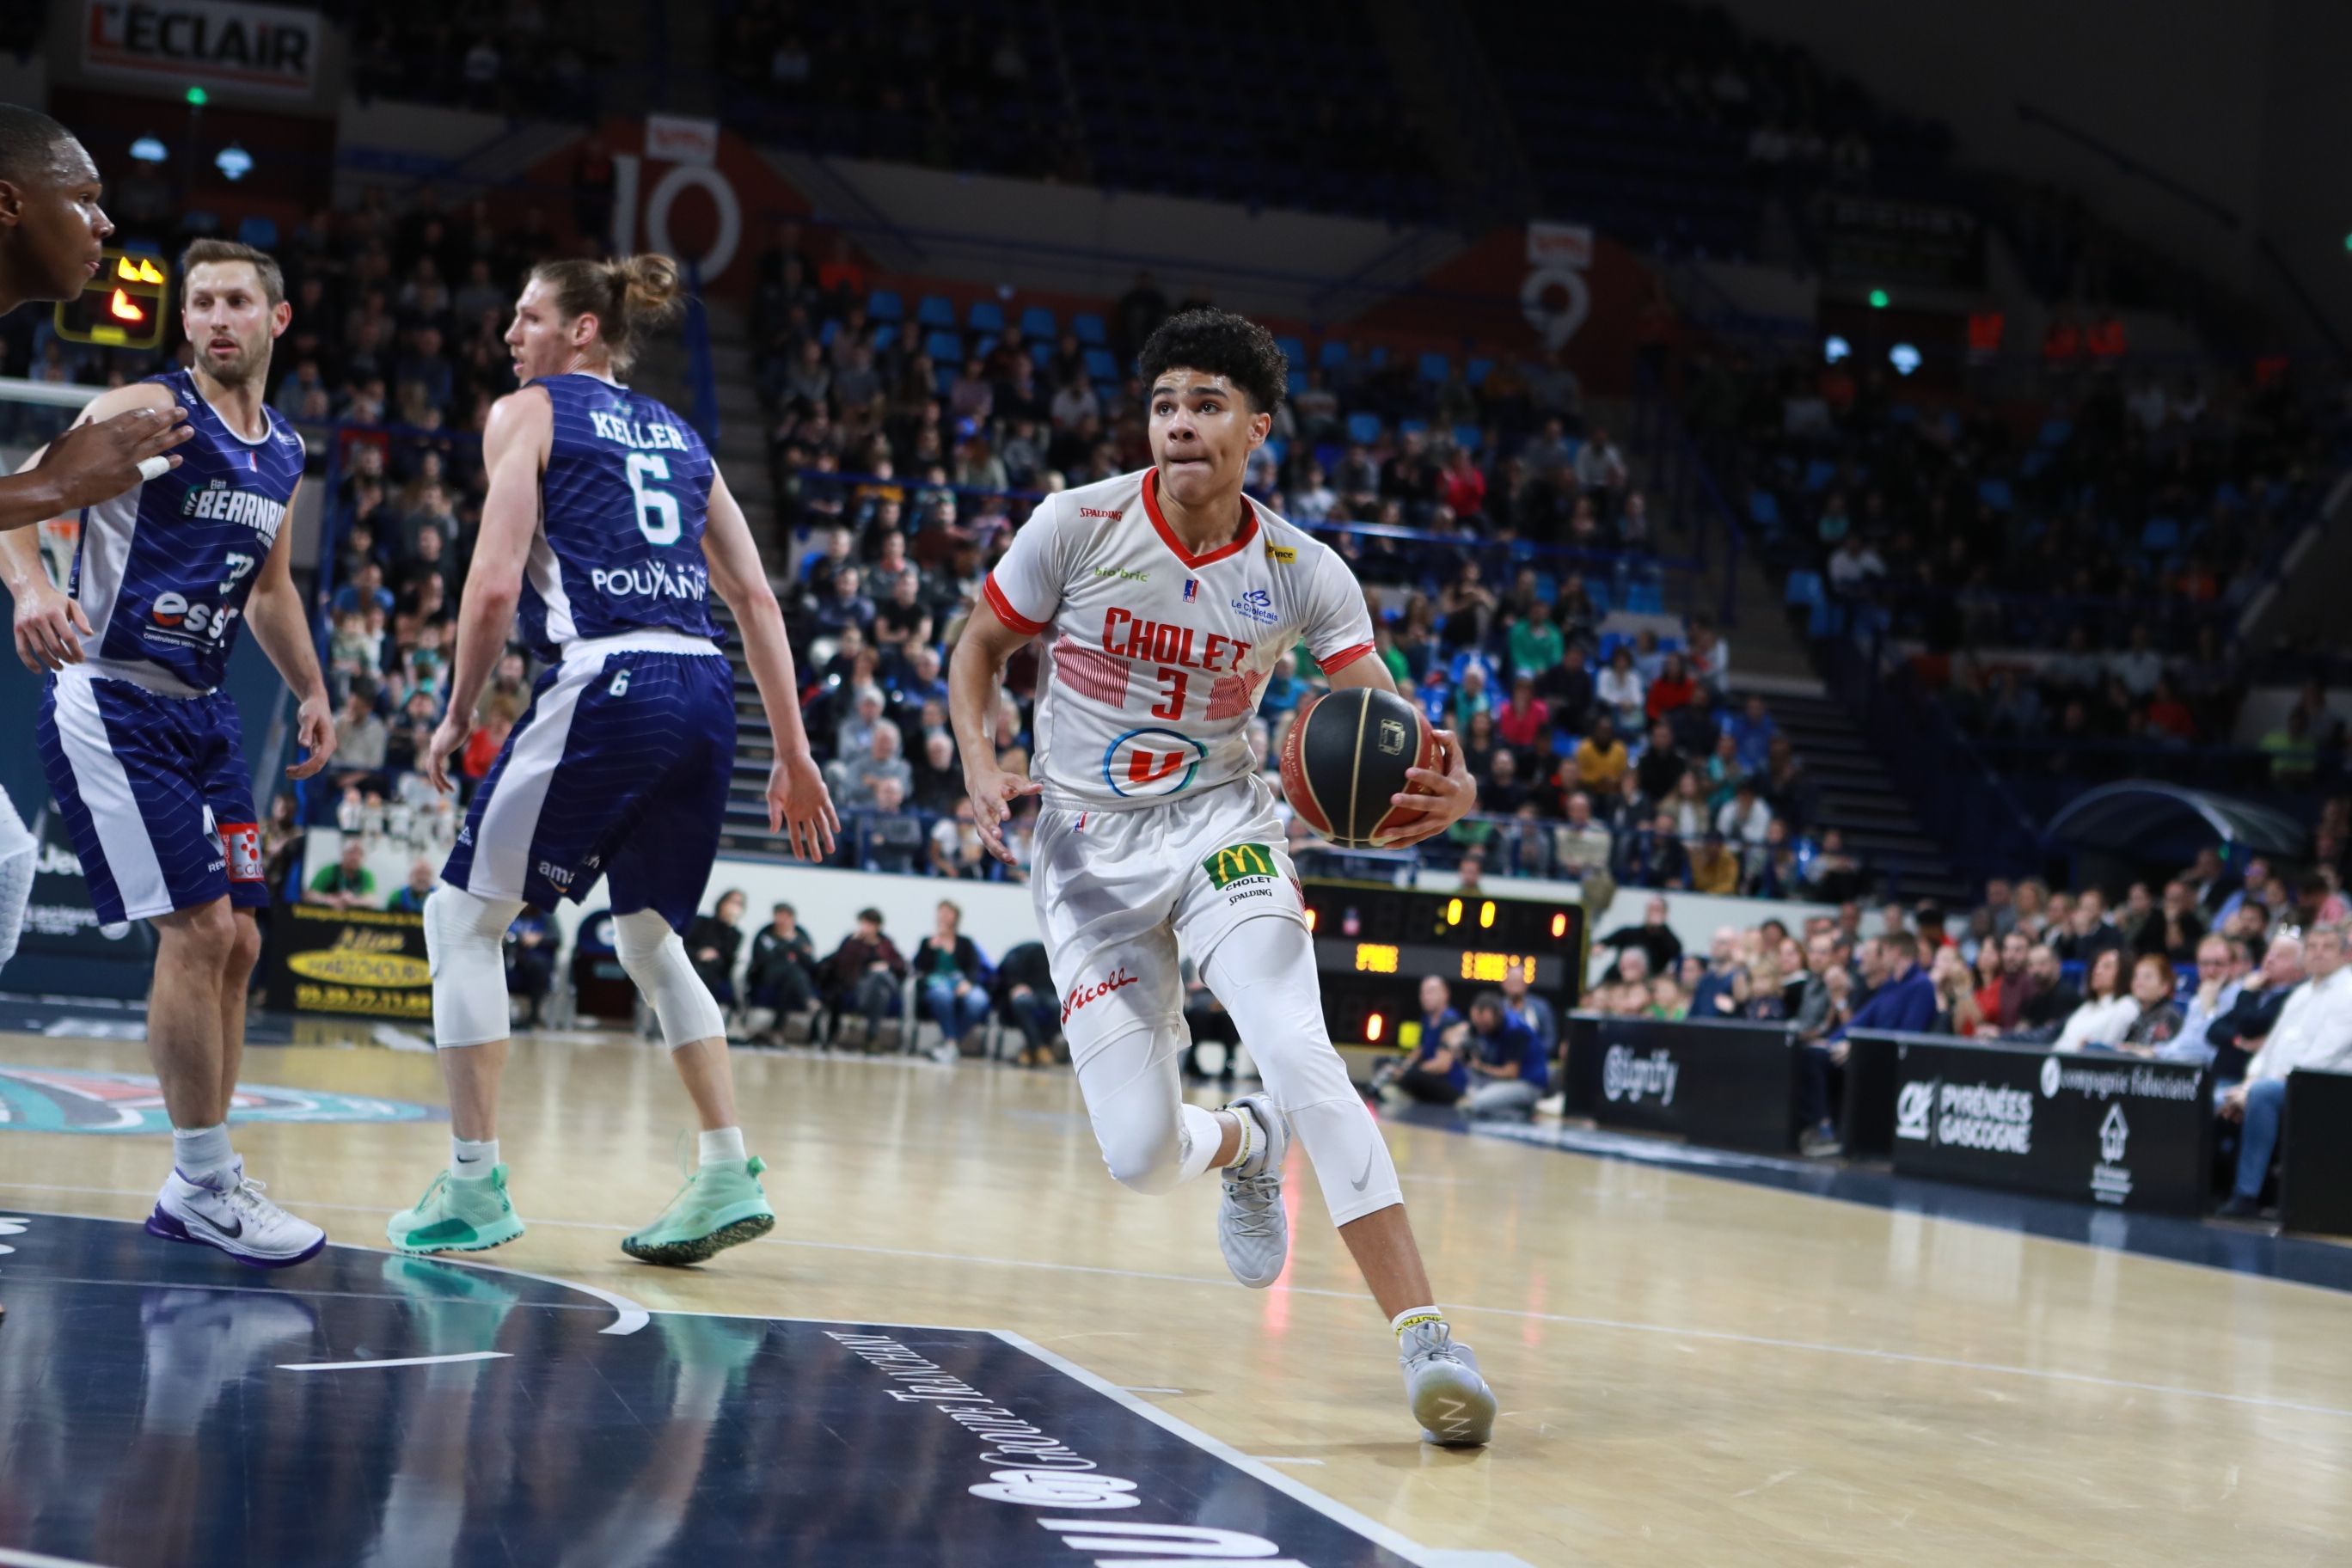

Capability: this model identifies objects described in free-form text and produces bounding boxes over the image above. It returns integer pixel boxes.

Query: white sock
[699,1126,747,1167]
[1176,1103,1225,1183]
[172,1123,236,1185]
[1390,1305,1444,1338]
[451,1137,499,1179]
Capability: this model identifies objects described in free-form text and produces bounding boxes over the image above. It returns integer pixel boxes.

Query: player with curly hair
[947,307,1499,1445]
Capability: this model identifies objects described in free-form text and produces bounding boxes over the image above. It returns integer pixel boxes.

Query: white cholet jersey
[983,467,1375,812]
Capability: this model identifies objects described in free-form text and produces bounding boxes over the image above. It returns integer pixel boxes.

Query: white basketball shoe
[1399,1316,1498,1446]
[1217,1093,1290,1288]
[146,1159,328,1269]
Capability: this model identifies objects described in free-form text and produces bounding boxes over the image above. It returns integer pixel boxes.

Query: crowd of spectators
[1687,345,2351,794]
[1583,831,2352,1197]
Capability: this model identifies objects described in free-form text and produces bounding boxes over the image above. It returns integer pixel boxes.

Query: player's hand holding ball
[1278,684,1476,849]
[964,750,1043,865]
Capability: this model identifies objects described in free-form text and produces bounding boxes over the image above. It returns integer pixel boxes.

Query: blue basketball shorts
[37,665,266,926]
[441,637,737,932]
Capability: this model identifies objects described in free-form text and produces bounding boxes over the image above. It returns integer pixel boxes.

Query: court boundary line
[0,1546,110,1568]
[0,1206,650,1334]
[995,1330,1533,1568]
[10,1189,2352,1418]
[282,1351,512,1370]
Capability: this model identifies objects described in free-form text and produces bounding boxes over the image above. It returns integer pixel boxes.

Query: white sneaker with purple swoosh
[145,1159,327,1268]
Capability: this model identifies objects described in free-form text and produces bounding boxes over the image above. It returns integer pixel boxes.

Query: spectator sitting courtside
[2218,924,2352,1217]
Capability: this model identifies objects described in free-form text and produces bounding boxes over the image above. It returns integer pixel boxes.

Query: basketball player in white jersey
[0,104,197,990]
[948,309,1499,1445]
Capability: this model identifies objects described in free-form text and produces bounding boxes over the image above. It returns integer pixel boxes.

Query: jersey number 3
[626,453,681,546]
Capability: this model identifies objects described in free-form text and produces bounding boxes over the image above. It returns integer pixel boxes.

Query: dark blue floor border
[1386,1103,2352,1296]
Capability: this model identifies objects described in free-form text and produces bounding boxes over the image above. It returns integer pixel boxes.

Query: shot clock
[1298,879,1583,1048]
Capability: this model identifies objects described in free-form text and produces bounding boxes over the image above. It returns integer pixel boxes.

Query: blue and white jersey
[518,373,723,656]
[70,368,304,695]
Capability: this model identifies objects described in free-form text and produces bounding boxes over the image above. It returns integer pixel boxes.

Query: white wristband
[136,456,172,481]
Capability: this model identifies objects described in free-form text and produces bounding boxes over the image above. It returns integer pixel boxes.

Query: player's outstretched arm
[242,479,338,779]
[1322,655,1479,848]
[946,596,1043,864]
[2,383,187,671]
[703,468,837,861]
[424,389,548,794]
[0,397,192,534]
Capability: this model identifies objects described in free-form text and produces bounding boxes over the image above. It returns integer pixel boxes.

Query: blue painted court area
[0,1213,1418,1567]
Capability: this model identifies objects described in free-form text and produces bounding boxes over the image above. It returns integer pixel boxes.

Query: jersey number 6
[626,453,681,546]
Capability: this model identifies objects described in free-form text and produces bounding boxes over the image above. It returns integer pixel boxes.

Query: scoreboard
[1299,879,1583,1049]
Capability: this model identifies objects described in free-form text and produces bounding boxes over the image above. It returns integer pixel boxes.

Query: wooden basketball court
[2,1020,2348,1565]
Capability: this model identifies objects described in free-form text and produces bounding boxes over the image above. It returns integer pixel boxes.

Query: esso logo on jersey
[149,591,240,643]
[1103,727,1207,799]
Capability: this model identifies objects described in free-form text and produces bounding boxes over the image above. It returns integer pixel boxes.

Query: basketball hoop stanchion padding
[1280,687,1439,849]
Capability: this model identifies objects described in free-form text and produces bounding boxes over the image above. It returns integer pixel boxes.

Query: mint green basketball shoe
[622,1155,777,1266]
[386,1164,527,1254]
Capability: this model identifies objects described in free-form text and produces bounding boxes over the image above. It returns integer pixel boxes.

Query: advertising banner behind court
[1564,1014,1804,1154]
[260,902,430,1020]
[1883,1036,2208,1216]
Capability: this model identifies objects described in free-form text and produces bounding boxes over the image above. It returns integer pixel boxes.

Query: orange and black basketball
[1279,686,1442,848]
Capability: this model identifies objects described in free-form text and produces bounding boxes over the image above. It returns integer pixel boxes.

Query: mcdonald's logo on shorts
[1201,842,1278,890]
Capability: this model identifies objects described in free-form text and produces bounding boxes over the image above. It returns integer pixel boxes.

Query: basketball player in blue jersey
[394,253,836,1265]
[0,238,339,1268]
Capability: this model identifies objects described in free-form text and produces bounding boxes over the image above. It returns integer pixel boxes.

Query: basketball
[1279,686,1442,848]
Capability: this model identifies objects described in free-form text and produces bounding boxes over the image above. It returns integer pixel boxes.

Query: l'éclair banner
[82,0,322,98]
[261,903,430,1020]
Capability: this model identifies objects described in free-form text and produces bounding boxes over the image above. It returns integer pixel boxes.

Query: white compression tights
[1072,915,1405,1228]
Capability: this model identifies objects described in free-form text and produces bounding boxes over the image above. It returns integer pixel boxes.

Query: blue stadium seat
[935,365,959,395]
[1367,346,1388,368]
[924,330,964,364]
[1750,491,1781,526]
[968,300,1005,334]
[1418,352,1449,383]
[1320,341,1350,369]
[237,216,278,249]
[818,319,839,346]
[2141,518,2182,553]
[2038,418,2072,446]
[973,334,998,360]
[1785,569,1825,609]
[1071,313,1107,344]
[1020,306,1058,339]
[1030,341,1053,367]
[916,296,957,328]
[1979,477,2014,511]
[1276,335,1308,369]
[1466,358,1492,386]
[1399,418,1427,436]
[870,322,899,349]
[1803,458,1836,492]
[1082,346,1118,381]
[1345,412,1381,444]
[867,290,903,321]
[1454,425,1481,451]
[1286,371,1308,398]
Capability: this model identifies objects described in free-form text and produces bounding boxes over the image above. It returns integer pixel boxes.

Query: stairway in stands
[1716,542,1969,903]
[633,303,797,858]
[1754,687,1969,906]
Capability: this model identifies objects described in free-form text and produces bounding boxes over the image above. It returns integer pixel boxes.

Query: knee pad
[613,908,726,1048]
[1074,1017,1194,1196]
[426,885,524,1048]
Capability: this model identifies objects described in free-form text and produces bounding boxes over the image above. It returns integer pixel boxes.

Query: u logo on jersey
[1102,728,1207,799]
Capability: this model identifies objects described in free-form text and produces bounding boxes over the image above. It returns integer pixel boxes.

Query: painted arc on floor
[0,1065,440,1133]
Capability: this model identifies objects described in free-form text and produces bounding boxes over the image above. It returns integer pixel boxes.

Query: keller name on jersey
[521,374,723,651]
[587,408,693,452]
